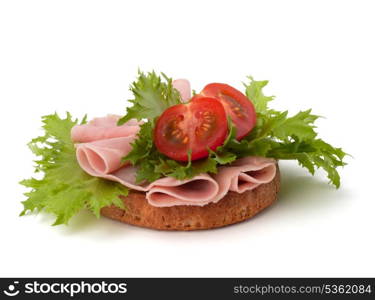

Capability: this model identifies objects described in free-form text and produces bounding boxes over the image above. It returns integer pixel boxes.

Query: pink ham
[71,115,141,143]
[76,143,220,206]
[212,156,277,203]
[71,115,220,206]
[145,174,219,207]
[98,166,219,206]
[72,116,276,207]
[172,79,191,102]
[76,137,137,175]
[71,96,276,207]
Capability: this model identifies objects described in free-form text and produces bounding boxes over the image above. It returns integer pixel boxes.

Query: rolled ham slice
[71,115,220,207]
[145,174,219,207]
[144,157,276,207]
[212,156,277,203]
[76,137,138,176]
[77,145,219,206]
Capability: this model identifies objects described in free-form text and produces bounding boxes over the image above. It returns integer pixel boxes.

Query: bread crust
[101,167,280,231]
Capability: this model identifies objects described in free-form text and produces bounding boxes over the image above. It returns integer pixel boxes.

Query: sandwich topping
[20,71,347,225]
[72,114,276,207]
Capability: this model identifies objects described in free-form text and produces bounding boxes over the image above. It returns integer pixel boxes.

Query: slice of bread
[101,167,280,230]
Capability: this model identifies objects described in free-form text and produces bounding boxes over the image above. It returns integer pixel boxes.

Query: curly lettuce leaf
[20,113,128,225]
[244,76,274,114]
[117,71,182,125]
[241,77,347,187]
[122,74,347,188]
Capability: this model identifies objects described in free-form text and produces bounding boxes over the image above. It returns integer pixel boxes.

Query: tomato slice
[198,83,256,140]
[154,97,228,161]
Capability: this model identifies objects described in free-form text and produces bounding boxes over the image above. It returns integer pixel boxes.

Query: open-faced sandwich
[20,71,347,230]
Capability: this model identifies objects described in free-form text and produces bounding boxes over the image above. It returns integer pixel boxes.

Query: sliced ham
[71,92,276,207]
[145,174,219,207]
[212,156,277,203]
[172,79,191,102]
[71,115,220,206]
[76,141,220,206]
[71,115,141,143]
[76,137,137,175]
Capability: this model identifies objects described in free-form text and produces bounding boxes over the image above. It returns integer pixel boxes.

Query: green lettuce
[122,74,347,187]
[117,70,182,125]
[20,113,128,225]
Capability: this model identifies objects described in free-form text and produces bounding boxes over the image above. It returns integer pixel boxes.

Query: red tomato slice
[154,97,228,161]
[198,83,256,140]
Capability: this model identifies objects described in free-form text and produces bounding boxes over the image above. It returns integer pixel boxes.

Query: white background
[0,0,374,277]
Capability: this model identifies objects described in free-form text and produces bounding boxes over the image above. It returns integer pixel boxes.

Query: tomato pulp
[154,97,228,161]
[198,83,256,140]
